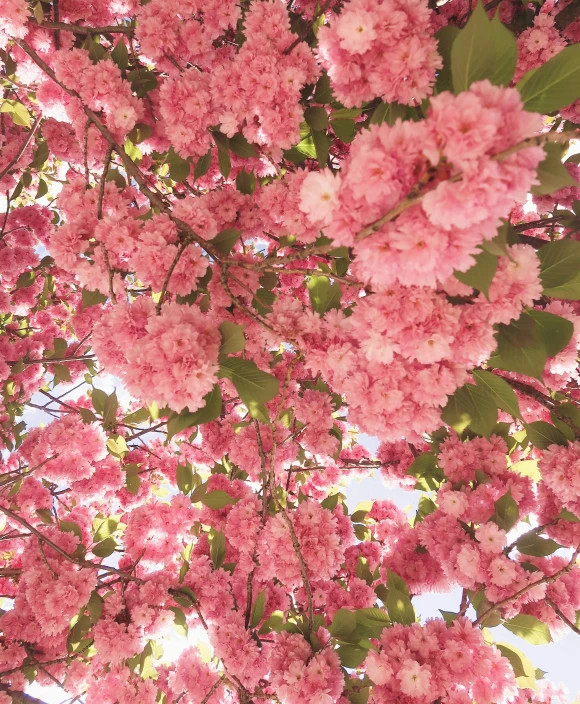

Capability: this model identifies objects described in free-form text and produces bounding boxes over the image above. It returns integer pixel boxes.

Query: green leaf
[128,123,153,145]
[79,407,97,424]
[329,608,357,640]
[532,143,577,196]
[489,11,518,87]
[386,571,415,625]
[336,644,368,668]
[492,490,519,531]
[441,383,498,437]
[219,322,246,357]
[187,385,222,429]
[295,133,317,159]
[387,587,415,625]
[94,517,119,542]
[538,239,580,296]
[111,39,129,69]
[194,150,212,180]
[59,521,82,541]
[208,528,226,569]
[87,591,104,623]
[167,147,190,183]
[200,490,239,510]
[0,100,31,128]
[214,132,231,179]
[36,509,53,524]
[250,590,267,628]
[497,642,538,690]
[516,533,561,556]
[304,106,329,131]
[490,322,547,382]
[559,507,580,522]
[517,43,580,113]
[106,434,127,457]
[331,118,356,143]
[472,370,522,419]
[29,141,49,170]
[124,138,142,163]
[451,2,517,93]
[454,250,498,299]
[35,178,48,200]
[123,408,150,424]
[229,133,258,158]
[527,310,573,357]
[53,363,72,386]
[15,271,36,289]
[525,420,568,449]
[236,168,256,195]
[312,130,330,167]
[308,275,342,315]
[92,537,117,558]
[102,391,118,429]
[211,228,240,255]
[33,2,44,24]
[435,26,460,94]
[168,606,188,637]
[176,463,194,495]
[125,467,140,495]
[314,73,333,103]
[504,614,552,645]
[82,288,108,309]
[218,357,279,406]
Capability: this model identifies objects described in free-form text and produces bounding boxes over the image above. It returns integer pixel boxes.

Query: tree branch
[545,596,580,635]
[35,20,135,35]
[0,115,42,182]
[355,131,578,241]
[474,544,580,626]
[555,0,580,31]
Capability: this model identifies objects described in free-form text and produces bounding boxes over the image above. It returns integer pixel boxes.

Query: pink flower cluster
[20,414,107,483]
[267,628,344,704]
[92,298,220,412]
[53,48,142,139]
[301,81,543,290]
[368,619,518,704]
[317,0,441,107]
[539,441,580,516]
[258,501,348,587]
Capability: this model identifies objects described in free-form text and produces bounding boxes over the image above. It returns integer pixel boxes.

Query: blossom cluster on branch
[1,0,580,703]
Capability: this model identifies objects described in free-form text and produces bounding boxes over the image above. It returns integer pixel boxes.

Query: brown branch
[156,240,191,315]
[200,676,225,704]
[513,217,563,233]
[0,504,143,582]
[498,374,580,439]
[555,0,580,30]
[473,544,580,626]
[283,0,334,54]
[12,40,223,263]
[355,131,578,241]
[35,20,135,35]
[97,144,117,303]
[279,508,314,624]
[545,596,580,635]
[0,115,42,182]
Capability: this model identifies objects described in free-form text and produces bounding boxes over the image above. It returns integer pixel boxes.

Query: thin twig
[0,115,42,182]
[545,597,580,636]
[355,131,579,241]
[156,240,191,315]
[474,544,580,626]
[36,21,135,35]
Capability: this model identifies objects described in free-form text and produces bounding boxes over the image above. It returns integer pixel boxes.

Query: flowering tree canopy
[2,0,580,702]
